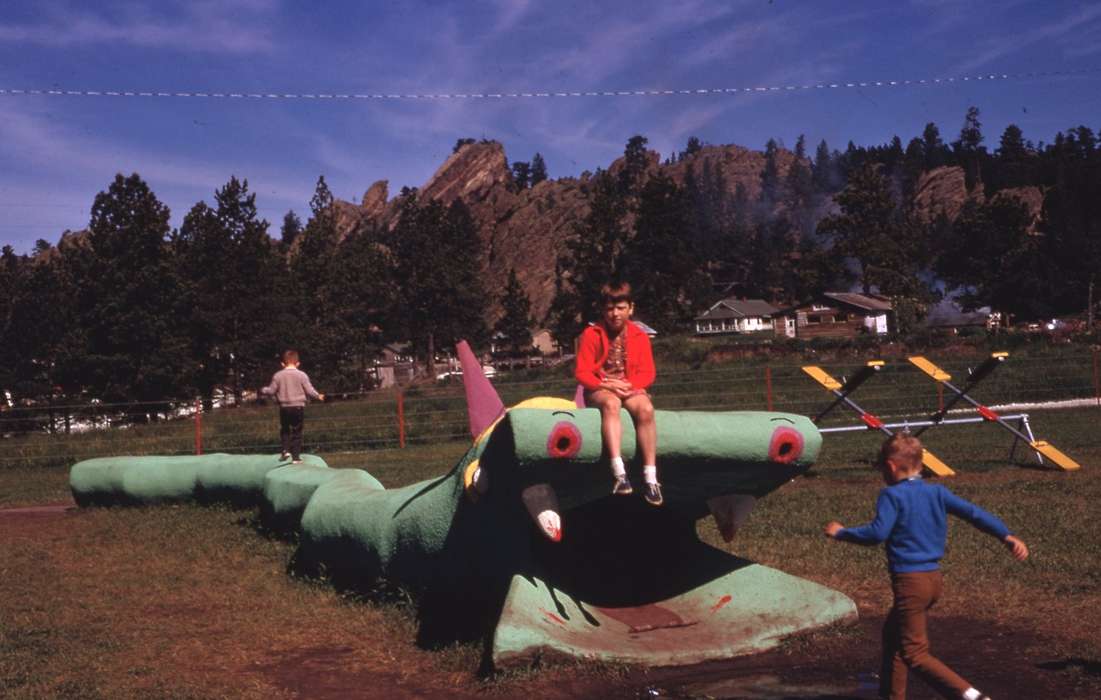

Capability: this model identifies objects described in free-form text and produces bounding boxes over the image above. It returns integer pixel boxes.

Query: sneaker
[612,475,634,496]
[279,452,291,461]
[643,482,663,507]
[292,458,303,465]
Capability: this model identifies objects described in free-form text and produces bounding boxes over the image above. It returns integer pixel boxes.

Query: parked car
[436,365,496,382]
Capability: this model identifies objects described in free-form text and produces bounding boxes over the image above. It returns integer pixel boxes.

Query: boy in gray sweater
[261,350,324,463]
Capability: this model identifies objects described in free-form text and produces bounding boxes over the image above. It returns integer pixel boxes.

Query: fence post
[937,382,944,414]
[1093,347,1100,409]
[194,398,203,455]
[765,366,773,411]
[397,390,406,448]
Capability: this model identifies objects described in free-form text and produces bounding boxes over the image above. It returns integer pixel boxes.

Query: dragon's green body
[70,396,856,667]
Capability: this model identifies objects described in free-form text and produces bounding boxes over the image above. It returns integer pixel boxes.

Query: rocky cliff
[911,166,1044,233]
[328,141,802,324]
[327,144,1043,326]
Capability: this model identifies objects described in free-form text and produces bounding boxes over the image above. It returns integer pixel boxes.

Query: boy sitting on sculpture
[574,281,662,506]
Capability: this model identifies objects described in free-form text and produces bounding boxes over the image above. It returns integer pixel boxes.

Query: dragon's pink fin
[574,384,586,408]
[457,340,506,439]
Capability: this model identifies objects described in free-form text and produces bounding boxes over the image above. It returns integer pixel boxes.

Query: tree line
[550,108,1101,342]
[2,106,1099,411]
[0,175,510,412]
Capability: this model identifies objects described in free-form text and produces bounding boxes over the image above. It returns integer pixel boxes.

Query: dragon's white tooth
[521,483,563,542]
[708,494,757,543]
[536,511,562,542]
[472,466,489,494]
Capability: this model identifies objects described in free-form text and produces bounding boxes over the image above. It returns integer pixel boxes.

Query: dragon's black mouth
[528,494,751,608]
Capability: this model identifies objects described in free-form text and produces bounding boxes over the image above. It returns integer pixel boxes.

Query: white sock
[610,456,626,478]
[962,688,982,700]
[643,465,658,484]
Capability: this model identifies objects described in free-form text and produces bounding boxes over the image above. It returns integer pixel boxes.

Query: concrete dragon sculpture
[69,343,855,667]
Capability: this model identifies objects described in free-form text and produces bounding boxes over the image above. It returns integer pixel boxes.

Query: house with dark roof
[773,292,893,338]
[693,298,780,335]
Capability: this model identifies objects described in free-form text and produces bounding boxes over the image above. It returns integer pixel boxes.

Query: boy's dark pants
[279,406,305,459]
[880,571,971,699]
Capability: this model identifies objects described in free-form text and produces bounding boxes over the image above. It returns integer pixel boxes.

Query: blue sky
[2,0,1100,254]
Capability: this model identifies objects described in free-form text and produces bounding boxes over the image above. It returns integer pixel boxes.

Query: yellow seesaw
[803,361,956,476]
[908,353,1080,471]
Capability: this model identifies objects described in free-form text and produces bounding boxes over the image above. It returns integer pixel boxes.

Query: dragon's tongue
[521,483,562,542]
[707,494,757,542]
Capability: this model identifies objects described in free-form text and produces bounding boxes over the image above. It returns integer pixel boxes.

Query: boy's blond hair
[282,349,300,366]
[877,432,923,474]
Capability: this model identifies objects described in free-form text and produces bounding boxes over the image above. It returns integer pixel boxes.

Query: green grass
[1,353,1099,695]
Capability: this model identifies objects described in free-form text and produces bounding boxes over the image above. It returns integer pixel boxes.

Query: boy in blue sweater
[825,433,1028,700]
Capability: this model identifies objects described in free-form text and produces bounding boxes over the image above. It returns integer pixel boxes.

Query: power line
[2,68,1099,103]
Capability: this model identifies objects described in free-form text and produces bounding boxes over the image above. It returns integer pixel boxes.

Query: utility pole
[1089,274,1095,332]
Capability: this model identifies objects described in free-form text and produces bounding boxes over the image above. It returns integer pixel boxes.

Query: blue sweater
[836,476,1011,573]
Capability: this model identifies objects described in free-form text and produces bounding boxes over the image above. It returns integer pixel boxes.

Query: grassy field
[1,352,1099,697]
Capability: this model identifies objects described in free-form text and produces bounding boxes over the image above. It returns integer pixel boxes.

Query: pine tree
[620,175,708,329]
[937,197,1045,317]
[954,106,985,190]
[387,192,489,372]
[281,210,302,251]
[817,164,937,330]
[619,134,651,195]
[171,177,280,405]
[82,173,187,407]
[289,176,343,381]
[921,122,949,170]
[901,137,926,198]
[329,220,392,388]
[495,268,533,356]
[991,124,1035,190]
[1,247,84,430]
[684,136,703,159]
[511,161,531,190]
[813,139,836,192]
[530,153,548,186]
[548,170,629,344]
[759,139,784,206]
[785,138,815,229]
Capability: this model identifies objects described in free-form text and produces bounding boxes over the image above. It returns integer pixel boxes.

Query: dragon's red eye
[546,421,582,459]
[768,426,804,464]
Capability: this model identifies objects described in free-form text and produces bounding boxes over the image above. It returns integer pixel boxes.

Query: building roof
[694,298,780,321]
[821,292,893,312]
[773,292,894,316]
[633,319,658,336]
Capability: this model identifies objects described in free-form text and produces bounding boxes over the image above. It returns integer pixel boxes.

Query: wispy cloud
[0,1,277,54]
[944,4,1101,74]
[489,0,534,34]
[0,100,310,232]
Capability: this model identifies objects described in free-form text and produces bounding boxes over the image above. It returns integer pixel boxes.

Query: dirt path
[2,504,1097,699]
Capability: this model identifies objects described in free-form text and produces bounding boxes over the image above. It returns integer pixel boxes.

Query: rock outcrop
[993,186,1045,234]
[912,166,978,222]
[325,141,804,324]
[326,143,1042,327]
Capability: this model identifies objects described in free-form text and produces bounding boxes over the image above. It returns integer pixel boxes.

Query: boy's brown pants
[880,570,971,699]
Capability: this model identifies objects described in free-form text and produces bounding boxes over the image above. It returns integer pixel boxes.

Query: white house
[693,298,780,335]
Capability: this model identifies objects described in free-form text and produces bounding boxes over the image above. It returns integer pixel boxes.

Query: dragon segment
[69,346,855,668]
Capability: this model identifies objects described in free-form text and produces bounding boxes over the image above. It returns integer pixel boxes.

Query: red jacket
[574,321,656,392]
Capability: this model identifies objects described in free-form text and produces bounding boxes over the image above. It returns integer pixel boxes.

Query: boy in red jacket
[574,282,661,505]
